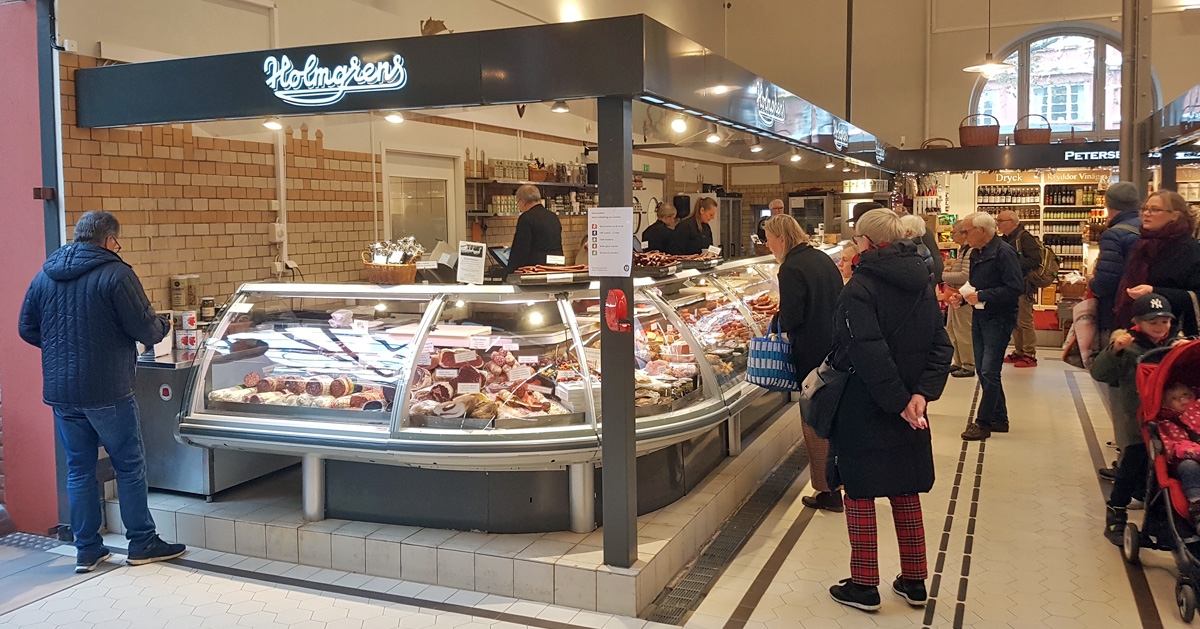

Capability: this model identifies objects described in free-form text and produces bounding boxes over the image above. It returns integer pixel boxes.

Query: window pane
[1029,35,1094,131]
[1106,44,1122,130]
[976,50,1019,134]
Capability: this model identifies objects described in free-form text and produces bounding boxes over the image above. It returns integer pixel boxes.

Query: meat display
[408,344,570,421]
[222,373,393,411]
[513,265,588,274]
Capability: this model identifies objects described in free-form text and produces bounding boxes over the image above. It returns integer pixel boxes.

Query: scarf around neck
[1113,219,1194,328]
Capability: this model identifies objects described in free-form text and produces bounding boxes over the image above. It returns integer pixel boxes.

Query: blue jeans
[973,313,1017,427]
[54,397,157,555]
[1179,459,1200,503]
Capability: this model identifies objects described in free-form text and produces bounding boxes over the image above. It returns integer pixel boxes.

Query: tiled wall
[725,181,842,207]
[60,53,378,309]
[480,215,590,266]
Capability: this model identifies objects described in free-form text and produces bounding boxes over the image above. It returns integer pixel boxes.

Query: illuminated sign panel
[264,54,408,106]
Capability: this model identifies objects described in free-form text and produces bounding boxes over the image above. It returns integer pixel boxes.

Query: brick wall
[725,182,843,207]
[60,54,378,308]
[481,215,590,266]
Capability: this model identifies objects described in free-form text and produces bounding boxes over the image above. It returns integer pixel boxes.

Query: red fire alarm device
[605,289,631,333]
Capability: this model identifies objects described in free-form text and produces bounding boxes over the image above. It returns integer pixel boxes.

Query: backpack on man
[1017,235,1060,289]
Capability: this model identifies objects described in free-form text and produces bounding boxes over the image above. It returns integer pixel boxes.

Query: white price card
[678,269,700,278]
[456,382,481,394]
[228,302,253,313]
[518,355,539,364]
[423,342,436,355]
[416,260,438,270]
[436,369,459,379]
[502,343,520,351]
[468,336,492,350]
[508,366,533,381]
[546,273,574,282]
[417,354,432,366]
[528,384,553,395]
[457,241,486,285]
[453,350,478,364]
[584,347,602,367]
[588,207,634,277]
[706,245,722,257]
[546,255,566,265]
[351,320,369,333]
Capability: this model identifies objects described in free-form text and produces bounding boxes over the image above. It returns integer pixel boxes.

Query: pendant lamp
[963,0,1014,77]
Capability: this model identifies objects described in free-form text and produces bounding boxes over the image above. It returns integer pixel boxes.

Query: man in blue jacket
[19,211,185,572]
[951,212,1025,441]
[1089,182,1143,338]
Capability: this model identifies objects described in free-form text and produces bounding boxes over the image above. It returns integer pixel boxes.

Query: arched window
[969,26,1159,139]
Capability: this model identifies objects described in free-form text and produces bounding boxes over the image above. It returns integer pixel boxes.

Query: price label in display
[469,336,493,350]
[678,269,700,278]
[417,354,432,366]
[436,369,459,379]
[508,366,533,381]
[546,255,566,265]
[502,343,520,351]
[527,384,553,395]
[416,260,439,270]
[546,273,574,283]
[584,347,602,368]
[706,245,722,257]
[423,342,436,354]
[351,320,369,333]
[456,382,481,394]
[556,369,577,381]
[453,350,478,364]
[518,355,539,364]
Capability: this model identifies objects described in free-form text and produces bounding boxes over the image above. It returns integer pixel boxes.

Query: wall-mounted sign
[264,53,408,106]
[833,121,850,152]
[1063,149,1120,163]
[875,142,886,165]
[755,80,786,128]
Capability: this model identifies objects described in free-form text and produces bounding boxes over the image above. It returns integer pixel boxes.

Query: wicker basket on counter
[959,114,1000,147]
[361,252,418,285]
[1014,114,1052,145]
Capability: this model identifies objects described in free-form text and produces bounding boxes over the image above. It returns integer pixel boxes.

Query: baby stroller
[1121,339,1200,622]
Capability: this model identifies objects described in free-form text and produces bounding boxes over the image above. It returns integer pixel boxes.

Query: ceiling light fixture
[671,114,688,133]
[963,0,1015,77]
[825,156,836,169]
[749,137,763,153]
[706,124,721,143]
[384,112,405,124]
[263,118,283,130]
[551,100,571,113]
[842,162,852,172]
[789,148,802,162]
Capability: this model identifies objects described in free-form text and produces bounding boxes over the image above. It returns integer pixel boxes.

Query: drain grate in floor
[0,532,64,552]
[644,445,810,625]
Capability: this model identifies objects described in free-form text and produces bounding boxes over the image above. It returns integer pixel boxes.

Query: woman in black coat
[674,197,717,255]
[1115,190,1200,336]
[641,203,678,254]
[826,209,953,612]
[763,215,845,511]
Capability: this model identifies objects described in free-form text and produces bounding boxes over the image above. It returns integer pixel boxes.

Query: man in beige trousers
[941,221,975,378]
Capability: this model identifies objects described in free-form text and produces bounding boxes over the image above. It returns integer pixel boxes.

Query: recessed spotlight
[384,113,405,123]
[712,85,728,95]
[455,300,465,308]
[671,115,688,133]
[706,124,721,143]
[749,138,763,153]
[842,162,852,172]
[263,119,283,130]
[825,157,836,169]
[551,100,570,114]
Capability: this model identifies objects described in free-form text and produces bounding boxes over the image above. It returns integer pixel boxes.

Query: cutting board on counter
[386,324,493,347]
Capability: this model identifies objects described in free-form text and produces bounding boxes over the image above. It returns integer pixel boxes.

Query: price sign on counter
[416,260,438,270]
[706,245,722,258]
[587,207,633,277]
[508,366,533,381]
[436,369,459,379]
[517,355,539,364]
[545,255,566,265]
[468,336,493,350]
[584,347,602,368]
[457,241,486,285]
[456,382,481,394]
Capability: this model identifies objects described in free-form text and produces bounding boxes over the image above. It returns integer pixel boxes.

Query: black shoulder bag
[799,297,922,439]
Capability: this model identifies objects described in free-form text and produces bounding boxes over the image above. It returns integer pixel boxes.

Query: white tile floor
[2,358,1194,628]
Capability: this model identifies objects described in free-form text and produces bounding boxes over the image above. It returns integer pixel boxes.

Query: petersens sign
[263,53,408,106]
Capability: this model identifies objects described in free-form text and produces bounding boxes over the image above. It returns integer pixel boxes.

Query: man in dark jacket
[504,184,563,276]
[997,210,1042,368]
[956,212,1025,441]
[1089,182,1142,338]
[19,211,185,572]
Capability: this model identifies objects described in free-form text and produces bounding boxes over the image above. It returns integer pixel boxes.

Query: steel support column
[568,463,596,533]
[597,96,637,569]
[302,454,325,522]
[1120,0,1153,191]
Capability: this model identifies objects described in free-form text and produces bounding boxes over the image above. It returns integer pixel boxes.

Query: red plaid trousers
[845,494,927,587]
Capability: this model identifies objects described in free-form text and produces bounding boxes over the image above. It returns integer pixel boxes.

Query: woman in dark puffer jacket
[1089,182,1142,337]
[826,210,953,613]
[1114,190,1200,336]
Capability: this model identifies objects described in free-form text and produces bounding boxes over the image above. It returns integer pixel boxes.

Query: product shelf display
[178,255,809,532]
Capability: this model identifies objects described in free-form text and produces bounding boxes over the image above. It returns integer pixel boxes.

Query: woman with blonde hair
[1115,189,1200,336]
[836,241,859,282]
[675,197,718,255]
[762,214,845,511]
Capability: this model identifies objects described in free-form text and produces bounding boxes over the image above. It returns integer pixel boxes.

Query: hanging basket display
[920,138,954,149]
[1058,127,1088,145]
[959,114,1001,147]
[1014,114,1052,145]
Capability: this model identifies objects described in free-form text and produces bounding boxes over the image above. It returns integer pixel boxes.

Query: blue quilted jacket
[19,243,170,408]
[1089,210,1142,332]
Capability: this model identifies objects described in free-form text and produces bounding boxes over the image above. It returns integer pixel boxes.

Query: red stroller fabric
[1137,340,1200,520]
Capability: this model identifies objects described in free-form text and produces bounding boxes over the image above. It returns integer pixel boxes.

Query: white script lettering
[264,53,408,106]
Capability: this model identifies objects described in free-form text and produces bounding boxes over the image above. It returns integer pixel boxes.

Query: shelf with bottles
[979,206,1041,217]
[1043,224,1086,235]
[1043,184,1101,206]
[977,185,1041,205]
[1042,208,1093,221]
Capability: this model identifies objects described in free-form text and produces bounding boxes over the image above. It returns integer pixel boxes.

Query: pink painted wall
[0,0,61,534]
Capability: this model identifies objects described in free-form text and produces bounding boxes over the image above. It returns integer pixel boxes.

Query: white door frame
[379,143,465,247]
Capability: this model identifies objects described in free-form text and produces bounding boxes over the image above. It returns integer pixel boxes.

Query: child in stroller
[1152,383,1200,524]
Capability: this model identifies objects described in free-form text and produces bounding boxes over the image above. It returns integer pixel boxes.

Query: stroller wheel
[1122,523,1141,564]
[1177,582,1197,623]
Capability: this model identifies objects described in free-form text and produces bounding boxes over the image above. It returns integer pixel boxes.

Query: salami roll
[283,376,306,394]
[306,375,334,396]
[309,395,337,408]
[243,372,263,388]
[329,376,355,398]
[208,386,255,403]
[351,389,385,407]
[332,395,358,409]
[256,375,288,392]
[249,391,289,404]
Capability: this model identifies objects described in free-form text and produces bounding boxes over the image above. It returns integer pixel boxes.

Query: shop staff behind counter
[674,197,718,255]
[641,202,678,254]
[504,184,564,276]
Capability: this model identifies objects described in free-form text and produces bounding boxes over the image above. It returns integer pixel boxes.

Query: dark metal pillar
[1120,0,1152,191]
[845,0,853,122]
[1162,147,1178,191]
[597,97,636,569]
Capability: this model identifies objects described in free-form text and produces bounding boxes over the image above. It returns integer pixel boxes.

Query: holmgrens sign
[263,53,408,106]
[756,81,786,127]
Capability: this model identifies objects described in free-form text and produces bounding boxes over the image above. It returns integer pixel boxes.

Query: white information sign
[457,241,486,285]
[545,255,566,265]
[587,207,633,277]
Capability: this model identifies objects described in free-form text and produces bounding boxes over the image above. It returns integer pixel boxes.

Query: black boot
[1104,505,1127,546]
[802,490,845,513]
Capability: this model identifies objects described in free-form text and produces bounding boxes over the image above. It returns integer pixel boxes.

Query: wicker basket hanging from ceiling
[959,114,1001,147]
[1014,114,1052,145]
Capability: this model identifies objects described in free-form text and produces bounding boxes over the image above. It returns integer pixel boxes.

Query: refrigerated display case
[177,254,834,532]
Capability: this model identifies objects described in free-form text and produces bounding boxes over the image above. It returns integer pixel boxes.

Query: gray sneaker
[127,536,186,566]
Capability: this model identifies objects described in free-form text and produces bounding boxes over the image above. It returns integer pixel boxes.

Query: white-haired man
[504,184,563,276]
[950,212,1024,441]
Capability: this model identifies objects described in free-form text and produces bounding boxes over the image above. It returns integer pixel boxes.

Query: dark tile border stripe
[721,507,816,629]
[1066,372,1164,629]
[171,558,595,629]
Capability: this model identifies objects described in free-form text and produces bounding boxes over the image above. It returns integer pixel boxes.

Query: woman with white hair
[641,202,678,254]
[899,213,940,285]
[825,209,953,612]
